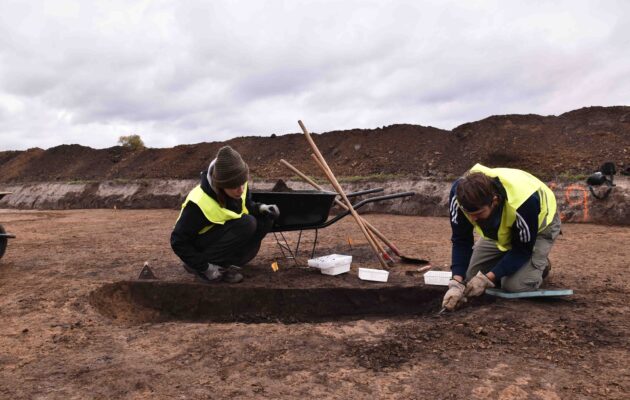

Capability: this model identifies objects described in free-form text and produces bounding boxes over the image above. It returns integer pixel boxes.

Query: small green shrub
[118,134,145,151]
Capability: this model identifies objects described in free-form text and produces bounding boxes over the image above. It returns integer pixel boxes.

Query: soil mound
[0,106,628,183]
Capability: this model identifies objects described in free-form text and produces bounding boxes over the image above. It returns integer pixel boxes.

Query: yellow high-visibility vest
[462,164,557,251]
[177,182,249,234]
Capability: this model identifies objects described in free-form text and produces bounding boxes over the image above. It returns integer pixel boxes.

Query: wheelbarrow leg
[272,229,322,266]
[0,225,12,260]
[310,229,318,259]
[273,232,297,266]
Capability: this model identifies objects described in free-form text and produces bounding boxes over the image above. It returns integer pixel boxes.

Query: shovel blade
[399,256,430,265]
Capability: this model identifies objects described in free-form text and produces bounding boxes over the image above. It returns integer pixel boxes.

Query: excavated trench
[89,280,447,324]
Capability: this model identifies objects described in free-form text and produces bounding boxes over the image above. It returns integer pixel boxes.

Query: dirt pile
[1,106,628,183]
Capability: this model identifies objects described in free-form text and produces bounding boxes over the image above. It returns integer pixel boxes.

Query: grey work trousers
[465,212,562,292]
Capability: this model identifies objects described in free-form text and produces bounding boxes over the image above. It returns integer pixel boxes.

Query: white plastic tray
[308,254,352,269]
[320,264,351,276]
[358,268,389,282]
[423,270,452,286]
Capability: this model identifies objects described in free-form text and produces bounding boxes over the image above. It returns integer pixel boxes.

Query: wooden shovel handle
[280,158,402,257]
[308,154,392,262]
[299,120,388,269]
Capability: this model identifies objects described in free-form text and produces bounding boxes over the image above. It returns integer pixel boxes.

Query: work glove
[464,271,495,297]
[202,263,223,281]
[442,279,467,311]
[259,204,280,219]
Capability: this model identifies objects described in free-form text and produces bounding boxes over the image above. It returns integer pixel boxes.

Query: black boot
[542,258,551,279]
[222,265,243,283]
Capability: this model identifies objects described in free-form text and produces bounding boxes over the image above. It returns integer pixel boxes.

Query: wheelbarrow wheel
[0,225,7,260]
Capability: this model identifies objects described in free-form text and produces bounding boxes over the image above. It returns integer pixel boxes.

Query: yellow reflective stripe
[466,164,557,250]
[198,225,213,235]
[538,188,549,231]
[542,183,557,227]
[176,182,249,234]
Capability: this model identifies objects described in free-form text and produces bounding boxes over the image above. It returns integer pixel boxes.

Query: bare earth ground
[0,209,629,399]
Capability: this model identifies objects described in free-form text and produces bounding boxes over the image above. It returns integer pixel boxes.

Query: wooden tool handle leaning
[308,154,393,264]
[298,120,388,269]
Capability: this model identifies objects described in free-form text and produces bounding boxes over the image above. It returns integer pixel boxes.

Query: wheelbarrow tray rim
[251,190,338,231]
[251,189,415,232]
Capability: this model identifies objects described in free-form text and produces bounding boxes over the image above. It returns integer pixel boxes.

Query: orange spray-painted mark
[564,184,589,222]
[548,182,567,221]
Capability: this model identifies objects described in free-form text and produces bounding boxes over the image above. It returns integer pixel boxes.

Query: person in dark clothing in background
[442,163,561,311]
[171,146,279,283]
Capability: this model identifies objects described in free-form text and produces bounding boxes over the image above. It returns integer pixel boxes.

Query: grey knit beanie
[210,146,249,189]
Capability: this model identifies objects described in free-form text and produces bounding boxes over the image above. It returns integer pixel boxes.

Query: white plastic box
[423,270,452,286]
[358,268,389,282]
[308,254,352,276]
[307,254,352,269]
[320,264,351,276]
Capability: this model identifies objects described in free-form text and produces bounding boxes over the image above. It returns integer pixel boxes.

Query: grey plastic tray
[486,288,573,298]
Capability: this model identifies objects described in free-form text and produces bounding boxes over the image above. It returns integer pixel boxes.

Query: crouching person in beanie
[442,164,561,311]
[170,146,280,283]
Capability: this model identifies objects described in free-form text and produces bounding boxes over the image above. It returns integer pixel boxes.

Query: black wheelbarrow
[0,192,16,261]
[251,187,414,263]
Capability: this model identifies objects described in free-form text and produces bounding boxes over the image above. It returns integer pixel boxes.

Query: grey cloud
[1,0,630,150]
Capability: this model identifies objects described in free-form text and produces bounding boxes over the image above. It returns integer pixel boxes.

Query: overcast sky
[0,0,628,150]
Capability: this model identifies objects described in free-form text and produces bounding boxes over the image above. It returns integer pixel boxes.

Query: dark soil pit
[89,279,447,324]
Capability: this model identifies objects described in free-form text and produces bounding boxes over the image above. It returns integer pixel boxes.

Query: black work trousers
[194,214,273,267]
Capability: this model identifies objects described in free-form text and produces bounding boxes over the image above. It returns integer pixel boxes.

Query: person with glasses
[442,164,561,311]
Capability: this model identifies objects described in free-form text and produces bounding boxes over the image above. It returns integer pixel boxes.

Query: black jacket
[170,172,262,271]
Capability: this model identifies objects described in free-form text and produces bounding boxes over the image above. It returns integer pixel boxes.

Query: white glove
[202,263,223,281]
[259,204,280,219]
[464,271,495,297]
[442,279,467,311]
